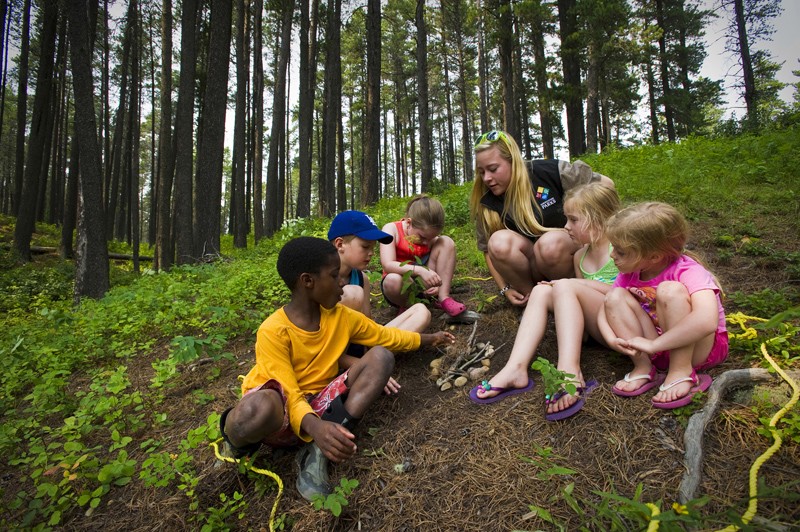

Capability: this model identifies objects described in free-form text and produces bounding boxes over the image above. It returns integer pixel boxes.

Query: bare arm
[485,252,528,305]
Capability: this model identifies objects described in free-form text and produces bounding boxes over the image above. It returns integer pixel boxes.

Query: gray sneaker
[295,443,332,501]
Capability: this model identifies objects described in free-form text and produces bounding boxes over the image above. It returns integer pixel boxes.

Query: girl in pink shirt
[598,202,728,409]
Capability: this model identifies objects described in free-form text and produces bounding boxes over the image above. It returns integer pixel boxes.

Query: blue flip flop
[544,379,599,421]
[469,378,535,404]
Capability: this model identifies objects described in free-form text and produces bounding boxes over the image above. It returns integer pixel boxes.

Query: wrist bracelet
[499,284,511,296]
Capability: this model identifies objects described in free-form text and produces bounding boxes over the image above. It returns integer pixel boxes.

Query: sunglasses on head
[474,130,508,147]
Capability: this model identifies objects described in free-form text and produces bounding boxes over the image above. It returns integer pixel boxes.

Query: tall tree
[319,0,341,216]
[154,0,174,270]
[296,0,317,218]
[721,0,781,128]
[67,0,109,301]
[12,0,30,216]
[13,0,58,261]
[361,0,380,205]
[557,0,585,157]
[193,0,232,259]
[264,0,293,234]
[173,0,198,264]
[231,0,248,248]
[415,0,432,192]
[252,0,264,240]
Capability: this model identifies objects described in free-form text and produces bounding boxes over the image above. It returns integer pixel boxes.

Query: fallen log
[679,368,800,503]
[1,244,153,261]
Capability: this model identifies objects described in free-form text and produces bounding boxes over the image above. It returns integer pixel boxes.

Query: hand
[384,376,401,396]
[504,288,529,306]
[418,268,442,289]
[608,337,640,357]
[618,336,657,356]
[430,331,456,346]
[306,419,357,463]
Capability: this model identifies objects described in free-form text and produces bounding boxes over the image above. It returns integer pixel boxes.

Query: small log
[679,368,800,503]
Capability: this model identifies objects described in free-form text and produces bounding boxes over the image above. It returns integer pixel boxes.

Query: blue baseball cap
[328,210,393,244]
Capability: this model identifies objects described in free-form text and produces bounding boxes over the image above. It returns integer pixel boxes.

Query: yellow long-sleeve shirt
[241,303,421,440]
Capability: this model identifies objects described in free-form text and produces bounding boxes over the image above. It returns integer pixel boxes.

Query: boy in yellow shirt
[219,237,454,500]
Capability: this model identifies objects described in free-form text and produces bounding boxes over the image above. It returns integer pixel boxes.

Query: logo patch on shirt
[536,187,550,200]
[541,198,556,209]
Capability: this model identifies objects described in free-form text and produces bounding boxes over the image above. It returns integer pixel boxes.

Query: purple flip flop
[611,366,665,397]
[545,379,599,421]
[469,378,535,405]
[652,371,712,409]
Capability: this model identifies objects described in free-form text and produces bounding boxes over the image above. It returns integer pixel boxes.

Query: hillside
[1,128,799,530]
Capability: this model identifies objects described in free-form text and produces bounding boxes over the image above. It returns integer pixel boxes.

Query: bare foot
[651,371,695,404]
[612,365,656,394]
[475,367,531,400]
[546,373,584,415]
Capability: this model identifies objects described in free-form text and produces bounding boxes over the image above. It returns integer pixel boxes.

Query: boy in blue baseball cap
[328,211,432,395]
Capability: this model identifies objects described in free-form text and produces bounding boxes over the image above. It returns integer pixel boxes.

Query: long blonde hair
[563,182,620,246]
[469,131,552,240]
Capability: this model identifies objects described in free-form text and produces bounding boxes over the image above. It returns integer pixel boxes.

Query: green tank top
[579,244,619,284]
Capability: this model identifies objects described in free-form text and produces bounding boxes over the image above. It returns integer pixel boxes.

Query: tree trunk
[13,0,58,261]
[362,0,380,204]
[231,0,248,248]
[12,0,30,217]
[67,0,109,301]
[128,0,140,272]
[415,0,431,193]
[476,0,488,133]
[319,0,340,217]
[585,42,599,154]
[193,0,232,259]
[645,45,660,144]
[733,0,756,125]
[264,0,293,235]
[495,0,517,139]
[155,0,174,270]
[252,0,264,240]
[655,0,675,142]
[531,10,554,159]
[296,0,317,218]
[557,0,585,157]
[173,0,198,264]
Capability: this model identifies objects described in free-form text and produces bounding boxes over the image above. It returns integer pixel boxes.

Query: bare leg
[487,230,539,296]
[427,235,457,301]
[342,347,395,417]
[340,284,369,316]
[381,273,408,308]
[384,302,430,333]
[223,388,285,448]
[476,284,553,399]
[650,282,715,404]
[603,287,659,393]
[533,231,581,281]
[547,281,608,414]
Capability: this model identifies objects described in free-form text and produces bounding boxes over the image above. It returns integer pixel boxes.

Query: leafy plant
[530,357,577,400]
[311,477,359,517]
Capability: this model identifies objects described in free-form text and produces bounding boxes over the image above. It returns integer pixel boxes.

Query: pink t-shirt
[612,255,726,336]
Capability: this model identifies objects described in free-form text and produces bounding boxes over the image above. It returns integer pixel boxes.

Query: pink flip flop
[436,297,466,317]
[611,366,665,397]
[651,371,712,409]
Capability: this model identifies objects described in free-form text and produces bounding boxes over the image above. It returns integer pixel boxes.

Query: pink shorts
[246,371,350,448]
[651,330,729,371]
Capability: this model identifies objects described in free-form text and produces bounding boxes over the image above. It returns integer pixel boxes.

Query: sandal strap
[623,371,653,383]
[658,373,697,392]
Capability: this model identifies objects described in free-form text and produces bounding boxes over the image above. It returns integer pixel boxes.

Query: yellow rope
[645,503,661,531]
[714,313,799,531]
[210,439,284,532]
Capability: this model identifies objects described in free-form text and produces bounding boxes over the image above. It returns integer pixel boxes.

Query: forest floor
[52,217,798,531]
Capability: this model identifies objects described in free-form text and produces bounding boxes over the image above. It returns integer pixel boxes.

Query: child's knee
[364,346,395,373]
[233,390,282,434]
[604,287,629,306]
[655,281,689,302]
